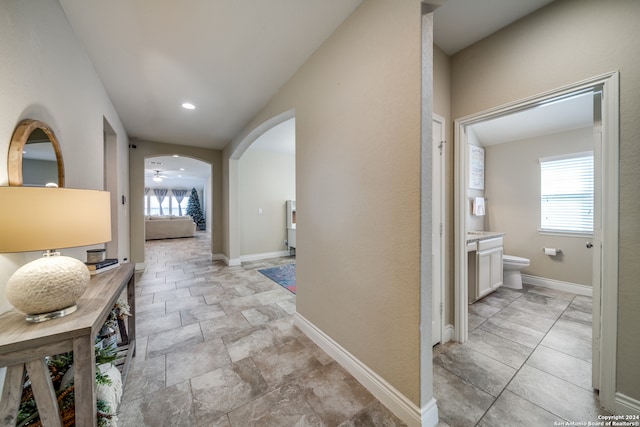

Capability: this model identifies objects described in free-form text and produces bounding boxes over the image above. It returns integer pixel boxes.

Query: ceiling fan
[152,170,168,182]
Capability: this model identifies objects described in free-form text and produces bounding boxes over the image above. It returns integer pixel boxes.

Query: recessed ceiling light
[173,155,179,158]
[179,168,185,171]
[182,102,196,110]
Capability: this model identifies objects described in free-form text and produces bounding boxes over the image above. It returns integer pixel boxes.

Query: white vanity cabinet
[476,237,503,299]
[467,233,504,303]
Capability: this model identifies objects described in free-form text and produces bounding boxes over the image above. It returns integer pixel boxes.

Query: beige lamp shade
[0,187,111,253]
[0,187,112,321]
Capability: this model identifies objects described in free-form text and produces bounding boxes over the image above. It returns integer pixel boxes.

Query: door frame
[103,118,119,259]
[453,71,619,411]
[432,113,446,345]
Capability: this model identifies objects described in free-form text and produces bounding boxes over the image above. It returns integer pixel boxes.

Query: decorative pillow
[59,363,122,424]
[96,363,123,420]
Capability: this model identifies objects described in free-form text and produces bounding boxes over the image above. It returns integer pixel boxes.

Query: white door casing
[453,72,619,412]
[432,114,445,345]
[591,88,603,391]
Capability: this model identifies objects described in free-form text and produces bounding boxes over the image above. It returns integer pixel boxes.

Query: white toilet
[502,255,530,289]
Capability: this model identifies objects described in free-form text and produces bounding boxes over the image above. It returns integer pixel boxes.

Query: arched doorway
[143,155,212,245]
[226,109,295,266]
[237,118,295,262]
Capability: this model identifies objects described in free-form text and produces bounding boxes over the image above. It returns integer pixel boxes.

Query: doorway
[453,72,619,410]
[103,118,119,259]
[143,155,212,242]
[237,117,296,263]
[226,109,295,266]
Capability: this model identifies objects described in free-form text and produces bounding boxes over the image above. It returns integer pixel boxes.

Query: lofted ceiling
[433,0,555,55]
[61,0,570,187]
[60,0,556,154]
[59,0,363,150]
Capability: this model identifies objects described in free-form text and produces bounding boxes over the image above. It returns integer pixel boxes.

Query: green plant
[16,305,124,427]
[104,298,131,329]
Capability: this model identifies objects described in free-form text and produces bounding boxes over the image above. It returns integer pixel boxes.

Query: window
[144,188,192,216]
[171,195,189,216]
[540,151,593,234]
[148,195,164,215]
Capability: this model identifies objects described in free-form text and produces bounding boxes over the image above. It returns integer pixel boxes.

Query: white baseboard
[421,398,439,427]
[210,251,292,266]
[521,274,592,297]
[240,250,291,263]
[219,254,241,266]
[616,392,640,415]
[210,253,225,262]
[443,324,454,344]
[294,313,426,427]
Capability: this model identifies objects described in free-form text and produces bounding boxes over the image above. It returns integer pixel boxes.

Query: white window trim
[537,229,593,238]
[539,150,593,163]
[539,150,594,235]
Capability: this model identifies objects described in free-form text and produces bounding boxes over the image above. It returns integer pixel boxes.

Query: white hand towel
[473,197,485,216]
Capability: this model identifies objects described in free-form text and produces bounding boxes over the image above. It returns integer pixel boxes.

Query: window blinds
[540,152,594,234]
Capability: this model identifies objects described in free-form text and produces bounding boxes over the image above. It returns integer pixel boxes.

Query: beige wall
[129,140,223,265]
[0,0,130,316]
[239,149,295,257]
[449,0,640,402]
[485,127,593,285]
[226,0,424,405]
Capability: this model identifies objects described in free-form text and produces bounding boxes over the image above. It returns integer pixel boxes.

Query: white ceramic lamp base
[6,253,90,323]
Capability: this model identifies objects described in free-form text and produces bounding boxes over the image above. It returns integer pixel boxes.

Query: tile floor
[118,232,406,426]
[434,283,608,426]
[118,231,607,427]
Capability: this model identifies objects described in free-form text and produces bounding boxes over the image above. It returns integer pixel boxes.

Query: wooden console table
[0,263,135,427]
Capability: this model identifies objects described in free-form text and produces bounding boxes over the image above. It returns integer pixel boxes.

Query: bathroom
[465,91,595,302]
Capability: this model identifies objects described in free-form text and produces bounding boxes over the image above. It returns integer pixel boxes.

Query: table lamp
[0,187,111,322]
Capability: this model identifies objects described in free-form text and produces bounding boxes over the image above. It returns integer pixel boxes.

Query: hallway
[118,232,405,426]
[119,231,608,426]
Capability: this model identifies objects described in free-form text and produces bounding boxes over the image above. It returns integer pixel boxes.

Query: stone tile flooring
[119,231,608,426]
[434,284,609,426]
[118,232,406,426]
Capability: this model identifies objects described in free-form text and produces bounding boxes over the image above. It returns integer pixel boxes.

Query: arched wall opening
[143,155,212,226]
[225,109,295,266]
[128,139,223,269]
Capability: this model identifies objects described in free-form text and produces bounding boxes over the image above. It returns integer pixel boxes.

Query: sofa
[145,215,196,240]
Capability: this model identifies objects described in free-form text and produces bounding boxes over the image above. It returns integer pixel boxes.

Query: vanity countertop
[466,231,505,243]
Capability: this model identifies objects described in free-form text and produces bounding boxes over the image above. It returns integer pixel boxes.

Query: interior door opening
[453,72,619,411]
[432,113,445,346]
[103,118,118,260]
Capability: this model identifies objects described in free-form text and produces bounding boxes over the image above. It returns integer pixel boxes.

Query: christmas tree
[186,188,206,230]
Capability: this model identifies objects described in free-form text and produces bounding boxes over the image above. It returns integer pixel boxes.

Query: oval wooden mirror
[8,119,65,187]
